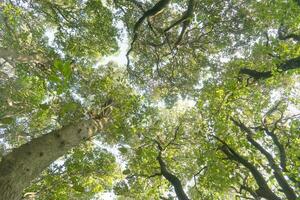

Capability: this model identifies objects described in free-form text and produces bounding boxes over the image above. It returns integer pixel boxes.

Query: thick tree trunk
[0,117,108,200]
[0,47,46,64]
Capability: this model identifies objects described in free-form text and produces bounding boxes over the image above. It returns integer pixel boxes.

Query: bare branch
[165,125,181,149]
[126,0,171,73]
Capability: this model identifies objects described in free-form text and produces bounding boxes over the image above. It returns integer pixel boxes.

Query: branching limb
[260,115,300,188]
[230,117,297,200]
[164,0,195,32]
[213,135,281,200]
[164,0,195,46]
[240,185,259,200]
[235,174,260,199]
[126,0,171,72]
[192,165,207,194]
[147,137,190,200]
[133,0,171,33]
[165,125,181,149]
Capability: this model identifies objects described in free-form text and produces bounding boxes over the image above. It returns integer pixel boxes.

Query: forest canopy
[0,0,299,199]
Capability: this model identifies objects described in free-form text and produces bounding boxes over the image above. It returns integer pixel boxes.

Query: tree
[0,0,300,199]
[0,1,136,199]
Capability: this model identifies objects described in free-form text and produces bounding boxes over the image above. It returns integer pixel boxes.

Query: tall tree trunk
[0,117,108,200]
[0,47,47,64]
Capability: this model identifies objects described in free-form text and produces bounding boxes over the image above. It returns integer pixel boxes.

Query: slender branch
[164,0,195,32]
[213,135,281,200]
[259,126,300,188]
[164,0,195,46]
[165,125,181,149]
[126,0,171,72]
[240,185,259,200]
[258,102,289,175]
[230,117,297,200]
[236,174,260,199]
[192,166,207,194]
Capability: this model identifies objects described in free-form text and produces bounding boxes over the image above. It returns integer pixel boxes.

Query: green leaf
[0,117,14,125]
[54,60,63,71]
[61,102,78,114]
[39,104,49,110]
[122,169,131,175]
[61,62,72,80]
[49,74,61,83]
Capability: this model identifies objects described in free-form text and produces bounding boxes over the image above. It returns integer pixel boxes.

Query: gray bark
[0,47,46,64]
[0,117,108,200]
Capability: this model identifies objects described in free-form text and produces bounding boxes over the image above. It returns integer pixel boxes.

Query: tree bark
[157,152,190,200]
[0,47,46,64]
[213,135,281,200]
[231,118,297,200]
[220,145,281,200]
[0,117,109,200]
[239,56,300,80]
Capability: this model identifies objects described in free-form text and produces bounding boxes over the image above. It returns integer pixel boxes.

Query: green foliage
[25,144,120,200]
[1,0,300,199]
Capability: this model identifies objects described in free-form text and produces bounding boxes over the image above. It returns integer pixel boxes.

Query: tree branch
[165,125,181,149]
[213,135,281,200]
[126,0,171,72]
[157,151,190,200]
[230,117,297,200]
[133,0,171,33]
[164,0,195,32]
[164,0,195,46]
[278,24,300,42]
[239,56,300,80]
